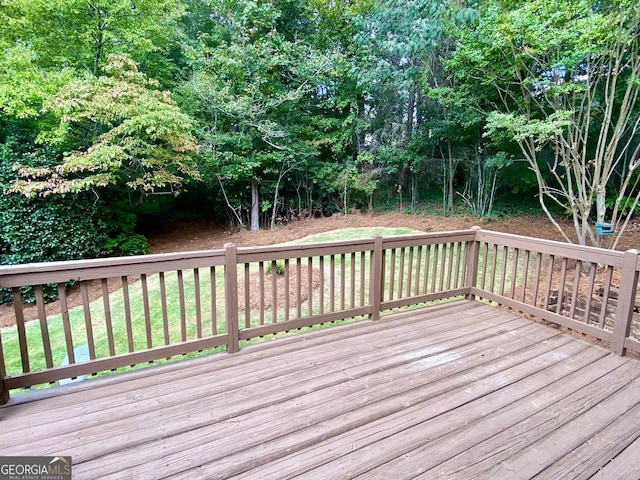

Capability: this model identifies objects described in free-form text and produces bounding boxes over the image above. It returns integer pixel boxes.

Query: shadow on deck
[2,300,639,479]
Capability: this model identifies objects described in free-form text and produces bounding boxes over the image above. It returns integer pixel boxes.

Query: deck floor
[2,300,640,479]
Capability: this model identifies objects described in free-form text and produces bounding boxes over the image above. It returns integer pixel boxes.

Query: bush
[266,260,286,276]
[0,194,148,304]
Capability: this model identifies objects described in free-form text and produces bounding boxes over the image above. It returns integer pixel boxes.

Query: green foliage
[0,138,148,303]
[0,192,148,303]
[10,55,199,197]
[266,260,286,276]
[2,0,186,81]
[5,0,639,251]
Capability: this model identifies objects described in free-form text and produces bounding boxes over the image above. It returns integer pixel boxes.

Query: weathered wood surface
[1,300,638,480]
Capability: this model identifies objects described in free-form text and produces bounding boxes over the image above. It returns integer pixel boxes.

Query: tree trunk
[406,85,416,139]
[251,178,260,231]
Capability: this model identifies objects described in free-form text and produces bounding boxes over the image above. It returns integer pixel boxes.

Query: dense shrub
[0,194,148,303]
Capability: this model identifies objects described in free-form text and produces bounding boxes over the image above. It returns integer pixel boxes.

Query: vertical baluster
[438,243,446,292]
[543,255,555,311]
[499,246,508,296]
[381,249,387,300]
[194,269,202,338]
[389,248,397,300]
[407,246,419,297]
[599,265,614,328]
[177,271,187,342]
[556,258,568,315]
[340,253,346,311]
[141,274,152,348]
[101,279,115,356]
[398,247,406,299]
[489,244,498,294]
[360,251,366,306]
[308,257,314,316]
[34,285,53,368]
[80,282,96,359]
[121,276,134,352]
[350,252,356,307]
[244,263,251,328]
[329,255,336,312]
[296,258,302,318]
[583,263,596,324]
[480,243,489,291]
[509,248,519,299]
[521,251,531,303]
[431,244,439,293]
[319,256,325,313]
[415,245,423,296]
[531,253,543,307]
[159,273,170,345]
[57,284,75,364]
[271,260,278,323]
[446,243,454,290]
[454,242,462,289]
[259,262,265,326]
[423,245,431,293]
[407,247,415,297]
[568,261,581,319]
[12,288,29,372]
[284,259,290,322]
[210,266,218,335]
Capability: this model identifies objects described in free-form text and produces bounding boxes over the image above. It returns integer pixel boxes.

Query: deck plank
[590,434,640,480]
[77,322,562,479]
[0,300,639,480]
[1,300,482,417]
[363,355,639,479]
[481,373,640,479]
[5,312,527,460]
[534,401,640,479]
[228,340,589,480]
[1,305,510,449]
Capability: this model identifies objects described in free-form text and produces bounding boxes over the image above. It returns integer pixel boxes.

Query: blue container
[595,222,614,235]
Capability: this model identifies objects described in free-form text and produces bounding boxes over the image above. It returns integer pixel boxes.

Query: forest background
[1,0,640,272]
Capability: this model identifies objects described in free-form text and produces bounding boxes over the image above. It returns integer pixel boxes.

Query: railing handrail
[0,227,638,404]
[475,230,626,266]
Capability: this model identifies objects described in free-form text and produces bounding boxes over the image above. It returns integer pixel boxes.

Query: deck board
[1,300,639,480]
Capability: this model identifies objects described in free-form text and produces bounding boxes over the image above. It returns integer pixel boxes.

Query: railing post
[465,226,482,300]
[611,249,639,356]
[224,243,240,354]
[0,333,8,404]
[370,235,383,320]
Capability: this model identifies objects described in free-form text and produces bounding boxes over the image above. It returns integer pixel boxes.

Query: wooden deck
[2,300,640,479]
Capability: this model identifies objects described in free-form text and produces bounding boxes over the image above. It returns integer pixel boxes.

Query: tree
[1,0,185,81]
[10,55,199,199]
[0,2,188,267]
[181,0,339,231]
[450,0,640,247]
[353,0,448,209]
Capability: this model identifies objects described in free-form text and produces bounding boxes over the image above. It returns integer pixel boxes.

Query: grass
[2,225,466,388]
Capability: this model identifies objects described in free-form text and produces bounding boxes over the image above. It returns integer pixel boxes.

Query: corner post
[611,249,639,356]
[370,235,384,320]
[224,243,240,354]
[465,226,482,301]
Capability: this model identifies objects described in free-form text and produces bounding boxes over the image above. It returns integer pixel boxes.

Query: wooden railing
[0,227,638,404]
[469,230,640,356]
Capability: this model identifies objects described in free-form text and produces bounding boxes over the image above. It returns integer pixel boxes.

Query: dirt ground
[146,211,640,252]
[146,212,566,253]
[1,211,639,329]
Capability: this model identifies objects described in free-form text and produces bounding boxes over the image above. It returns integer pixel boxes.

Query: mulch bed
[237,264,321,311]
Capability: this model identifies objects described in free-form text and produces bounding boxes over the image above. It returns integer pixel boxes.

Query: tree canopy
[1,0,640,268]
